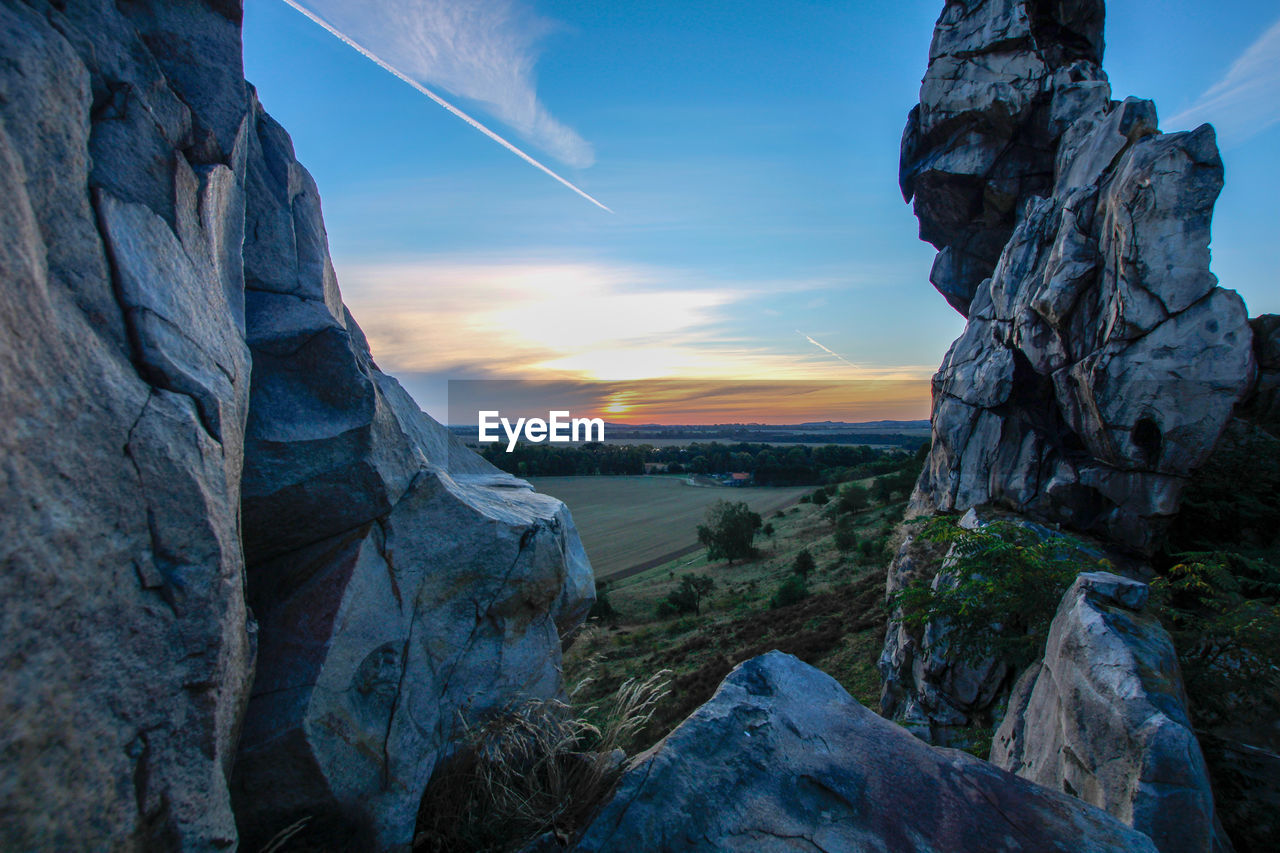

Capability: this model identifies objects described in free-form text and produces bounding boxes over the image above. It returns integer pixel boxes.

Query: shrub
[770,574,808,609]
[658,574,715,617]
[696,500,762,562]
[833,516,858,552]
[1151,552,1280,729]
[811,487,829,506]
[414,672,670,852]
[762,522,775,536]
[891,517,1089,669]
[792,548,815,577]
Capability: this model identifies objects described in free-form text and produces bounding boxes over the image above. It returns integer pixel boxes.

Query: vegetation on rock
[892,518,1095,670]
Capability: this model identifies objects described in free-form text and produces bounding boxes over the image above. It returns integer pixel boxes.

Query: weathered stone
[0,2,253,849]
[905,1,1256,553]
[230,98,594,850]
[992,572,1217,853]
[901,0,1107,314]
[574,652,1158,853]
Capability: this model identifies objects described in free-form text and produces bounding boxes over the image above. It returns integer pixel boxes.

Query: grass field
[526,476,812,579]
[563,496,910,753]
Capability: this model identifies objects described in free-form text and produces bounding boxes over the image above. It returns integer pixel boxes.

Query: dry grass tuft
[413,671,670,853]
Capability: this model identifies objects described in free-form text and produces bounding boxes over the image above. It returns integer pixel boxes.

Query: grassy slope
[564,496,905,753]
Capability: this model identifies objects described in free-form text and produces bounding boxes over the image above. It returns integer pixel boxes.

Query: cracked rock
[572,652,1157,852]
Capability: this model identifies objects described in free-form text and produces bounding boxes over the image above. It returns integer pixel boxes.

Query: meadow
[525,476,812,579]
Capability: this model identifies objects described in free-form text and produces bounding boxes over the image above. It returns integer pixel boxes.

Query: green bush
[657,574,715,617]
[891,518,1090,669]
[833,516,858,552]
[792,549,815,577]
[770,574,809,609]
[1151,552,1280,729]
[811,487,829,506]
[836,484,869,514]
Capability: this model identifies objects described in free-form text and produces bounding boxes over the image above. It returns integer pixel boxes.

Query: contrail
[277,0,612,213]
[797,329,860,369]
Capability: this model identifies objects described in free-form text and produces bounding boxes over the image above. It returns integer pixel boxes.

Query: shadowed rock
[572,651,1158,852]
[230,96,594,850]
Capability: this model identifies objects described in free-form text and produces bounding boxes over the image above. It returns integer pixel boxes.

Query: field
[525,476,812,579]
[563,495,911,754]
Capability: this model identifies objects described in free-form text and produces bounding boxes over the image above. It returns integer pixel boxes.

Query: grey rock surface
[0,3,593,851]
[230,96,594,850]
[991,572,1217,853]
[0,1,253,849]
[573,651,1158,853]
[901,0,1105,314]
[904,0,1256,552]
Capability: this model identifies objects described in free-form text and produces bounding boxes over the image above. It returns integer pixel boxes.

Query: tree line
[477,440,925,486]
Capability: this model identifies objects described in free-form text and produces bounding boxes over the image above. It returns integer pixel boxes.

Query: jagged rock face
[992,572,1218,853]
[905,0,1256,553]
[230,97,594,850]
[900,0,1106,314]
[573,652,1158,852]
[0,1,253,849]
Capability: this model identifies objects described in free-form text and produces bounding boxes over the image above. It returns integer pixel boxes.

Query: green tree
[792,548,815,577]
[658,574,716,616]
[833,516,858,552]
[697,500,762,562]
[837,484,870,514]
[811,487,829,506]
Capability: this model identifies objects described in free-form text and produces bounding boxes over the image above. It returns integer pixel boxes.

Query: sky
[242,0,1280,424]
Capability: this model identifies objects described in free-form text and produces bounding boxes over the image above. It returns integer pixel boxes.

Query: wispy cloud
[293,0,593,167]
[335,257,936,384]
[1167,15,1280,147]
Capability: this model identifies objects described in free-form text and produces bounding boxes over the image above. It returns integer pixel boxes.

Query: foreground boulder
[904,0,1256,552]
[992,573,1217,853]
[573,652,1157,852]
[230,96,594,850]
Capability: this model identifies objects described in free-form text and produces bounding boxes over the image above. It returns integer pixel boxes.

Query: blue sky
[243,0,1280,419]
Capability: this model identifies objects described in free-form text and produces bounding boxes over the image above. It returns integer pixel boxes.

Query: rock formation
[902,0,1256,553]
[0,2,592,849]
[231,93,594,850]
[0,2,253,847]
[991,572,1217,853]
[572,652,1159,852]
